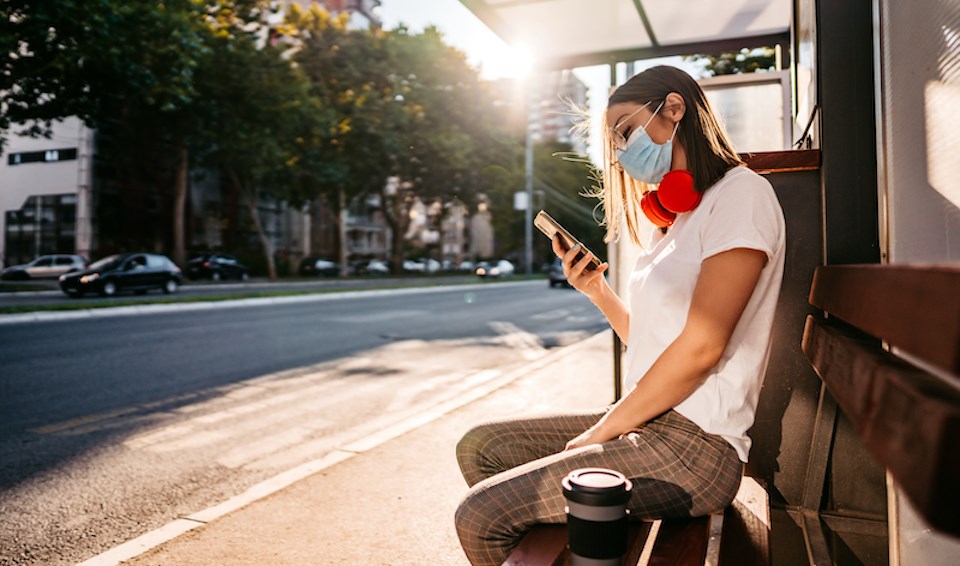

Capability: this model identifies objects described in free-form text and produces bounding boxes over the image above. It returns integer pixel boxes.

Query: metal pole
[610,61,624,402]
[524,80,534,276]
[34,196,41,258]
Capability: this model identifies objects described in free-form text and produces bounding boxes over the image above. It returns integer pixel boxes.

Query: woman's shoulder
[703,166,778,205]
[714,165,772,191]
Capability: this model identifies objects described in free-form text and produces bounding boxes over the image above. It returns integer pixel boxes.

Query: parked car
[59,253,182,297]
[402,258,441,273]
[186,254,250,281]
[548,258,569,288]
[352,259,390,276]
[476,259,516,279]
[402,259,425,273]
[1,254,87,280]
[299,256,340,276]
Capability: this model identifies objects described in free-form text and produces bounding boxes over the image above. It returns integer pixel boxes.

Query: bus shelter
[461,1,960,564]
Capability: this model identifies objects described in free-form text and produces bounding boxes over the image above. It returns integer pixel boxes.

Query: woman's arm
[554,236,629,342]
[565,247,768,450]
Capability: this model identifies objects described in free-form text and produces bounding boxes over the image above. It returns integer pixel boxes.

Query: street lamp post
[524,87,534,276]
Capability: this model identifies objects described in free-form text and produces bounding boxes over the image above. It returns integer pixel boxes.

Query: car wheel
[101,281,117,297]
[240,272,249,281]
[163,279,178,294]
[211,271,221,282]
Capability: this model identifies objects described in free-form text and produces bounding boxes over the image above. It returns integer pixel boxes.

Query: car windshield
[88,254,125,271]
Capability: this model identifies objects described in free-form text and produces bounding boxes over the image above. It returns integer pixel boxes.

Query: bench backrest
[802,264,960,535]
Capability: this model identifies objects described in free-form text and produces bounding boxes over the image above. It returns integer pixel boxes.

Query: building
[1,117,93,267]
[490,71,590,155]
[529,70,589,155]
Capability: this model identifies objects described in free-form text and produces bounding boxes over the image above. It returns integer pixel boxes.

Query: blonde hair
[589,66,743,246]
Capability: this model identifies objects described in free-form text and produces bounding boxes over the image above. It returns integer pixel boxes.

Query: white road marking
[324,309,426,323]
[531,309,570,320]
[490,320,546,360]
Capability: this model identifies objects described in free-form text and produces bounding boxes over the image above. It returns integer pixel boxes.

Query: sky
[376,0,705,164]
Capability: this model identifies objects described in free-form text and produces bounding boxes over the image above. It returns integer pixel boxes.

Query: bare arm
[552,235,629,342]
[565,247,768,449]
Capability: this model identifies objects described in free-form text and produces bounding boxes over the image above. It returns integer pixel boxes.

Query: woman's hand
[552,235,609,300]
[564,423,616,451]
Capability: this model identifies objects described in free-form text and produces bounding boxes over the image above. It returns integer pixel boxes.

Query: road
[0,280,607,565]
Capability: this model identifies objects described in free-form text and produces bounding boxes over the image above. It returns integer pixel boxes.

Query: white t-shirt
[622,166,785,462]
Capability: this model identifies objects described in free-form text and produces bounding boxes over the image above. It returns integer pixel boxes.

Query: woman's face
[606,101,676,148]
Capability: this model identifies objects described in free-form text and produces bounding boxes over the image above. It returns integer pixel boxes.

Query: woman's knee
[456,423,500,486]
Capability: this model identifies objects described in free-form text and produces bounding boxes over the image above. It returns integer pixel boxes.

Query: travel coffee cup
[562,468,633,566]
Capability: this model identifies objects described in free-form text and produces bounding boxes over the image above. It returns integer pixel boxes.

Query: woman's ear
[664,92,686,124]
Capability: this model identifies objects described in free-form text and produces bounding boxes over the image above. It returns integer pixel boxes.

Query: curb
[76,330,609,566]
[0,280,538,325]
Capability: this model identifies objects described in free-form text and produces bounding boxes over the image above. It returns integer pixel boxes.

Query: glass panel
[703,80,787,152]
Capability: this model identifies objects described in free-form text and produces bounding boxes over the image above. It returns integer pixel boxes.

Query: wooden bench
[799,264,960,562]
[504,476,770,566]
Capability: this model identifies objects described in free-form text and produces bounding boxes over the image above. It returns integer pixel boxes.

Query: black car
[548,258,569,288]
[59,253,183,297]
[186,254,250,281]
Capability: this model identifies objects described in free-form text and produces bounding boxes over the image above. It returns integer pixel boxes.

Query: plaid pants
[454,409,743,566]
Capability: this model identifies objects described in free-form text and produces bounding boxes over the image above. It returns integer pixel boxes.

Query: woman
[453,65,786,566]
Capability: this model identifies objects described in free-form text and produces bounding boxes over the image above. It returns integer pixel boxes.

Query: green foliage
[684,47,777,76]
[1,0,216,149]
[282,6,515,267]
[1,0,586,273]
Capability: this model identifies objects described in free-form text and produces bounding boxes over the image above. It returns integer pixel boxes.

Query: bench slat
[719,477,771,566]
[740,150,820,174]
[808,264,960,374]
[502,524,567,566]
[503,522,653,566]
[645,516,711,566]
[802,315,960,535]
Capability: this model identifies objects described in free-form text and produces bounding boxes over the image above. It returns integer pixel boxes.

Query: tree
[197,17,332,280]
[283,7,513,273]
[1,0,210,152]
[684,47,777,76]
[2,0,278,267]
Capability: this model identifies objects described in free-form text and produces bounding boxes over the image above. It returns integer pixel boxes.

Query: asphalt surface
[0,280,607,565]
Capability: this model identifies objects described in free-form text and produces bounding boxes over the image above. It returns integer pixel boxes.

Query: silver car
[1,254,88,280]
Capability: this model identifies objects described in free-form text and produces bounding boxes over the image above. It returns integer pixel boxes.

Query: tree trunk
[234,175,277,280]
[338,189,348,277]
[382,187,409,276]
[172,143,189,267]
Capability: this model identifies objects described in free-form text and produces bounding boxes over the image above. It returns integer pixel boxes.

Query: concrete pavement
[78,329,615,565]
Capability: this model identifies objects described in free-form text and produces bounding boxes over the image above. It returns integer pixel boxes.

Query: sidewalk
[104,330,616,565]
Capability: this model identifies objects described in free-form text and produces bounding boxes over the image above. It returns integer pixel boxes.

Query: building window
[4,194,77,265]
[7,148,78,166]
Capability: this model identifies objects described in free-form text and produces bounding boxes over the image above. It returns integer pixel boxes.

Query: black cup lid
[562,468,633,506]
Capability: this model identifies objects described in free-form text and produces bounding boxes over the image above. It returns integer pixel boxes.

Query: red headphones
[640,169,701,228]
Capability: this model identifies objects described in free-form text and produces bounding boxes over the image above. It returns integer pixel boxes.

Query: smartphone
[534,210,602,271]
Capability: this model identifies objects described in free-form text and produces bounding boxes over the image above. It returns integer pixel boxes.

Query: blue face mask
[615,101,678,184]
